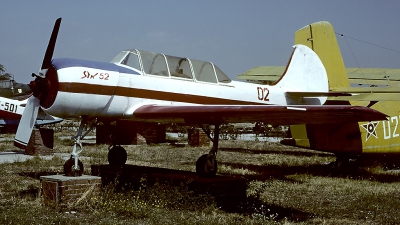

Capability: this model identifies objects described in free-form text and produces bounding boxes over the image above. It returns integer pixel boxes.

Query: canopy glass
[111,49,231,83]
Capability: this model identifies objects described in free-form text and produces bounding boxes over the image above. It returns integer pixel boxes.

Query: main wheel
[108,145,127,166]
[196,154,217,178]
[64,158,84,177]
[334,154,350,168]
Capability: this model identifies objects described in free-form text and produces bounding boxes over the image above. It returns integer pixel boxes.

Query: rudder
[295,21,350,89]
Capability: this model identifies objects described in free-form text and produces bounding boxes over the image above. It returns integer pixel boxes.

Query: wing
[131,104,387,125]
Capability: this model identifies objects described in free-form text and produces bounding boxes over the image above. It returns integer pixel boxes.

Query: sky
[1,1,399,84]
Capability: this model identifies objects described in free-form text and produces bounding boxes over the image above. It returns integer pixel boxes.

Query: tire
[196,154,217,178]
[64,158,84,177]
[108,145,127,166]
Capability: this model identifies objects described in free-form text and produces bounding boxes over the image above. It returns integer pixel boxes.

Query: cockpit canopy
[111,49,231,83]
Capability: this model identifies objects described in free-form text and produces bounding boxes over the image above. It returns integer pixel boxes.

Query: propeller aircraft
[13,18,387,177]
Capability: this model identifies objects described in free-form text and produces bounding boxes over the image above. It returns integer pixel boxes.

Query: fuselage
[45,60,289,119]
[43,48,327,120]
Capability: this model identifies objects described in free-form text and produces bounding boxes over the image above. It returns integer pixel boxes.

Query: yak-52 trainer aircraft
[13,18,386,177]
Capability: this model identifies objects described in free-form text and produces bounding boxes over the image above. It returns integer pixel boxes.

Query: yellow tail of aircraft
[284,21,400,163]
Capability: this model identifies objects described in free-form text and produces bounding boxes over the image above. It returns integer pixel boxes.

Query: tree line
[0,63,13,80]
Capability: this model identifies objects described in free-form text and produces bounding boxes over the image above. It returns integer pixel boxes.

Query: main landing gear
[108,144,127,166]
[333,153,350,168]
[196,124,220,177]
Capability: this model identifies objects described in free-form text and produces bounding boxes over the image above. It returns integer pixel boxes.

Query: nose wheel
[64,157,84,177]
[108,145,127,166]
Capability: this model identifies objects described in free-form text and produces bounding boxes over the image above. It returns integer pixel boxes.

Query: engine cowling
[40,58,124,119]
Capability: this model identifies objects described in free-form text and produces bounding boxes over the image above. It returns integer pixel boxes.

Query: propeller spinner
[14,18,61,149]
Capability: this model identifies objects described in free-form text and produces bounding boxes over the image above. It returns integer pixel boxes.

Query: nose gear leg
[63,117,96,177]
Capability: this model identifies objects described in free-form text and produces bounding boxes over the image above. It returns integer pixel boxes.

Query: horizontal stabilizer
[287,91,353,97]
[328,93,400,102]
[332,87,400,93]
[288,86,400,101]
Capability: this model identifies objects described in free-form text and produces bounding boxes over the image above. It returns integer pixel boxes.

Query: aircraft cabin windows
[166,56,193,80]
[110,51,128,64]
[215,65,231,83]
[148,54,169,77]
[138,51,155,75]
[116,48,231,83]
[120,52,141,71]
[138,51,169,77]
[191,60,217,83]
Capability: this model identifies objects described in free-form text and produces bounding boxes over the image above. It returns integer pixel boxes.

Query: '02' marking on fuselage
[82,71,109,80]
[257,87,270,101]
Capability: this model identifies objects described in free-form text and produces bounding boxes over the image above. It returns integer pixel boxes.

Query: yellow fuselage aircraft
[239,21,400,164]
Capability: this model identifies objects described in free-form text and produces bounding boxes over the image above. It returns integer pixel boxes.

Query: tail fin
[295,21,350,89]
[274,44,328,95]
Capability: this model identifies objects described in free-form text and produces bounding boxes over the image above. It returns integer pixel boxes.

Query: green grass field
[0,132,400,224]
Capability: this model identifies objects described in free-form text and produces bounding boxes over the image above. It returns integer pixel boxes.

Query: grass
[1,132,400,224]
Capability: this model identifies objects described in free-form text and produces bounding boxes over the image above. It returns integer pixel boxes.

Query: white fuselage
[44,45,328,120]
[45,65,324,119]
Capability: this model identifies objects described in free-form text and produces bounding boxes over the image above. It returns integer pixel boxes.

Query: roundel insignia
[360,121,380,141]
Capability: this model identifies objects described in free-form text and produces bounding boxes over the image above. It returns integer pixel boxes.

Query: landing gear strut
[63,117,95,177]
[196,124,220,177]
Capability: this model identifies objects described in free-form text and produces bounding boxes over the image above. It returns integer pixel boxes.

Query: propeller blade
[14,96,40,149]
[39,17,62,77]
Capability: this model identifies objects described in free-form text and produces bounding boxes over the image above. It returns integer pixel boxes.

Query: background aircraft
[13,18,386,177]
[0,79,31,100]
[0,95,62,133]
[241,21,400,165]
